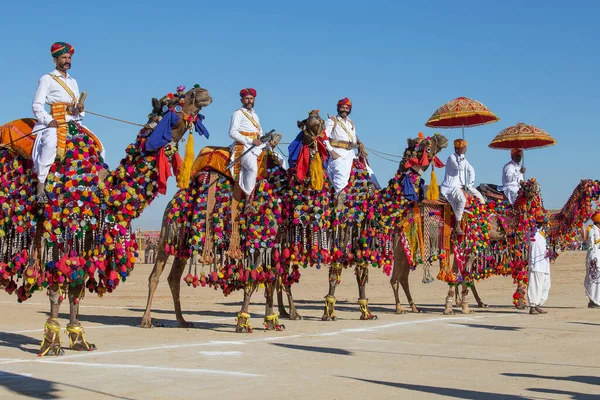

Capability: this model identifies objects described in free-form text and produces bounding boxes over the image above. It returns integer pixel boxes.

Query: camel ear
[152,98,161,113]
[407,138,417,148]
[297,120,304,129]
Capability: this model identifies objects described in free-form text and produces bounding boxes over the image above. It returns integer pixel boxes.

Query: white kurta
[501,160,523,205]
[585,225,600,306]
[528,229,551,307]
[440,153,484,221]
[32,70,83,182]
[324,116,378,193]
[229,108,264,196]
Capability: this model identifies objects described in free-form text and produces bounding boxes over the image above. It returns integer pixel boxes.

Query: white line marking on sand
[199,351,242,356]
[35,360,263,377]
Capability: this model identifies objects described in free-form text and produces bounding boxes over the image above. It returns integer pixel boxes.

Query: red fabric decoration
[50,42,74,58]
[240,88,257,98]
[296,132,328,181]
[157,149,172,195]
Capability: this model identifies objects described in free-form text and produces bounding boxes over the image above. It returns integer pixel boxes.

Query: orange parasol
[425,97,500,137]
[488,122,557,172]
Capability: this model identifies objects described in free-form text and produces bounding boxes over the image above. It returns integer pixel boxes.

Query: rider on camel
[324,97,378,209]
[32,42,104,203]
[440,139,484,235]
[501,148,526,205]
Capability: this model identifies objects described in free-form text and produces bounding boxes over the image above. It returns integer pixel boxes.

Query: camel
[140,133,289,332]
[0,85,212,355]
[389,177,546,315]
[278,127,449,321]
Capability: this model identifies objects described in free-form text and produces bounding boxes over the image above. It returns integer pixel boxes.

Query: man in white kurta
[32,42,85,201]
[501,148,526,205]
[527,215,551,314]
[440,139,484,235]
[585,212,600,308]
[324,97,379,208]
[228,88,264,197]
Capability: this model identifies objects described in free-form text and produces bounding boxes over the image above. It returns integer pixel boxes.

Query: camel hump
[193,146,233,178]
[0,118,38,159]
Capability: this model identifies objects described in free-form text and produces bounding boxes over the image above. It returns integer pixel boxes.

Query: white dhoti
[327,152,379,194]
[31,124,58,183]
[528,271,551,307]
[503,186,519,205]
[230,143,265,197]
[585,229,600,305]
[440,185,484,222]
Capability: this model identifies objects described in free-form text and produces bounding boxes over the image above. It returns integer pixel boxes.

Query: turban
[535,211,547,223]
[454,139,468,148]
[337,97,352,110]
[240,88,256,98]
[592,211,600,223]
[51,42,74,58]
[511,148,523,157]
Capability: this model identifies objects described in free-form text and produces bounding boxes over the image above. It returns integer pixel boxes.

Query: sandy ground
[1,251,599,399]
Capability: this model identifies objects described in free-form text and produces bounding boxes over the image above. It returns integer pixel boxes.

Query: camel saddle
[0,118,103,160]
[192,146,269,180]
[477,183,507,202]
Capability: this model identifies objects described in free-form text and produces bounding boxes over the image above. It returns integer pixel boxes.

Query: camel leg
[443,285,456,315]
[140,246,170,328]
[399,262,420,313]
[276,286,290,318]
[264,283,285,331]
[357,266,377,320]
[322,266,342,321]
[66,283,96,351]
[390,248,408,314]
[285,285,302,320]
[515,282,527,310]
[471,283,488,308]
[460,283,474,314]
[39,285,65,357]
[236,285,254,333]
[168,257,193,328]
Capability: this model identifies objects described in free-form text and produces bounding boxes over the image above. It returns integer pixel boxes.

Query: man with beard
[324,97,378,209]
[31,42,104,203]
[501,148,526,205]
[228,88,264,202]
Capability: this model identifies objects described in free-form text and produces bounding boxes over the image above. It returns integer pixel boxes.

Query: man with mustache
[501,148,526,205]
[324,97,378,210]
[31,42,103,203]
[228,88,264,209]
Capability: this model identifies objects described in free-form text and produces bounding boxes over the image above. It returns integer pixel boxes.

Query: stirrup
[39,318,63,357]
[37,191,49,204]
[235,312,253,333]
[66,323,96,351]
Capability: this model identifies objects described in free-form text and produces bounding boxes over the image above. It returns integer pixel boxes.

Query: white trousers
[239,151,260,196]
[584,256,600,306]
[528,271,551,307]
[503,187,519,205]
[441,186,485,222]
[327,153,380,194]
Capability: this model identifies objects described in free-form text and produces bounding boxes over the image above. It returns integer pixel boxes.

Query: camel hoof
[477,303,488,309]
[396,308,408,315]
[279,311,291,319]
[71,342,97,352]
[443,309,455,316]
[235,326,253,333]
[289,314,303,321]
[140,318,153,329]
[321,315,337,321]
[178,320,195,328]
[515,304,527,310]
[412,307,422,313]
[38,347,64,357]
[461,308,474,314]
[360,314,377,320]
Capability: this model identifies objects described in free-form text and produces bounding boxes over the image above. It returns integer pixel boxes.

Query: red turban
[51,42,74,58]
[240,88,257,98]
[337,97,352,109]
[511,148,523,157]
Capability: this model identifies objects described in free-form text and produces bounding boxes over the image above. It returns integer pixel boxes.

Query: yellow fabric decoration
[177,131,195,189]
[426,167,440,200]
[309,152,324,191]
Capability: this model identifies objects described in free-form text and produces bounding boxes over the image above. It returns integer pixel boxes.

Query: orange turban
[454,139,468,148]
[511,148,523,157]
[240,88,256,98]
[592,211,600,223]
[535,211,547,223]
[337,97,352,110]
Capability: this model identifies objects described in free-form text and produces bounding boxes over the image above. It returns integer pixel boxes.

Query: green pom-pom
[194,84,200,88]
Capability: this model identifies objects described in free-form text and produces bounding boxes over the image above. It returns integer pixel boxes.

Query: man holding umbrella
[440,139,484,235]
[501,148,526,205]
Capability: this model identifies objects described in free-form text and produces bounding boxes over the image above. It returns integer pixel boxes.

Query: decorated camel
[279,124,449,321]
[140,130,289,332]
[0,85,212,355]
[389,177,545,315]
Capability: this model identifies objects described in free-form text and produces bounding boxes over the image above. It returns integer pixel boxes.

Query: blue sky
[2,1,598,229]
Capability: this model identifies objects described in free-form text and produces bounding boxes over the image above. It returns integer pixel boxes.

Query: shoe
[529,307,539,315]
[535,306,548,314]
[455,225,464,236]
[588,301,600,309]
[335,192,347,210]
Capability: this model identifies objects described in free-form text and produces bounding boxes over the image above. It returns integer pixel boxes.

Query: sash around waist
[329,139,356,150]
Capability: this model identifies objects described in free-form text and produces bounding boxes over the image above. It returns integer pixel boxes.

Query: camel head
[400,132,448,175]
[297,109,324,146]
[145,85,213,150]
[519,177,541,201]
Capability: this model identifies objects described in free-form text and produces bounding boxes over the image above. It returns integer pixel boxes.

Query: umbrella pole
[522,147,525,178]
